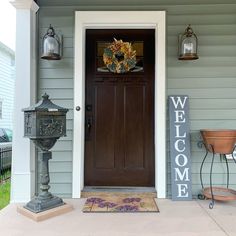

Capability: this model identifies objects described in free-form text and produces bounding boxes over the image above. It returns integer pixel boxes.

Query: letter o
[175,154,188,167]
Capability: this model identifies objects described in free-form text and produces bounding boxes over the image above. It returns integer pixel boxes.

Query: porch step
[81,187,157,198]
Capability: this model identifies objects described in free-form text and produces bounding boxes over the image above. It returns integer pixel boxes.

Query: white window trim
[73,11,166,198]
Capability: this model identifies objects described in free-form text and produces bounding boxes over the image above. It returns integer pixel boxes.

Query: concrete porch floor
[0,199,236,236]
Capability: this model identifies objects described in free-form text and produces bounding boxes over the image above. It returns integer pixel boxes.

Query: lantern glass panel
[181,36,197,55]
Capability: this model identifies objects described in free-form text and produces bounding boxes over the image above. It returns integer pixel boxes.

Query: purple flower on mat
[98,202,117,208]
[123,198,141,203]
[86,197,105,204]
[115,205,139,212]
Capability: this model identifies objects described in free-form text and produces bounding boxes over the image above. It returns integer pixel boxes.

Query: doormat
[82,197,159,213]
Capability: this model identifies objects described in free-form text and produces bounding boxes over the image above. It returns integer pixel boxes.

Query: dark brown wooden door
[85,29,155,186]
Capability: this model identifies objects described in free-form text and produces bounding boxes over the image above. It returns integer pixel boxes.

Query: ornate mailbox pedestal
[23,94,68,213]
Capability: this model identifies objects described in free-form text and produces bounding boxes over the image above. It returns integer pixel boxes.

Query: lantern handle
[47,24,55,36]
[185,24,194,37]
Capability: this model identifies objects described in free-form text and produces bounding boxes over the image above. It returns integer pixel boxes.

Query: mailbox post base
[24,195,64,213]
[23,150,64,213]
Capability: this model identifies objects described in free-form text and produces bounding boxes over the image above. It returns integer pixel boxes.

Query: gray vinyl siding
[38,1,236,198]
[0,43,15,130]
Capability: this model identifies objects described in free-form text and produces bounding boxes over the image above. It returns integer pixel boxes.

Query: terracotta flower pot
[200,129,236,154]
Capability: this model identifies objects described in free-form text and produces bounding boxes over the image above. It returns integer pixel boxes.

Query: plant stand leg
[24,151,64,213]
[198,144,209,200]
[224,154,229,188]
[209,145,215,209]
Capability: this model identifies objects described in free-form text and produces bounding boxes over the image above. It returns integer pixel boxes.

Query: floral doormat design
[83,197,159,213]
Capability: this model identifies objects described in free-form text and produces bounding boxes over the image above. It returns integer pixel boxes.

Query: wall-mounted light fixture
[178,24,199,60]
[41,24,62,60]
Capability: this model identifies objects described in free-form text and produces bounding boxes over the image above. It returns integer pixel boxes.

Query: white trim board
[73,11,166,198]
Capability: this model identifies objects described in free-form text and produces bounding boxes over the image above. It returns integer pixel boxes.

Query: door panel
[124,85,145,169]
[94,85,117,169]
[85,29,155,186]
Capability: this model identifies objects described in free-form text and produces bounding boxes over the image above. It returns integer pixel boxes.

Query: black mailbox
[23,93,68,139]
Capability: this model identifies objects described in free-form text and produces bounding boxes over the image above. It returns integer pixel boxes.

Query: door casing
[73,11,166,198]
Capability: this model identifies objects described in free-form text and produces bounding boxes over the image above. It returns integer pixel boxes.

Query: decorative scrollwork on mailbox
[39,118,64,136]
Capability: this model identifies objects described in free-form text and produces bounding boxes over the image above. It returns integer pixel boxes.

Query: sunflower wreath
[103,38,136,74]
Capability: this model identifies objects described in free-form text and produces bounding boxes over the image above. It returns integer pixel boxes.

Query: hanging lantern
[41,24,62,60]
[178,25,199,60]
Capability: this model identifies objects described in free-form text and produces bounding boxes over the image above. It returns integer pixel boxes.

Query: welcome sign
[168,95,192,201]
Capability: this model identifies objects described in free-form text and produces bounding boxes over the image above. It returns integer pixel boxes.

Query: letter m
[175,168,189,181]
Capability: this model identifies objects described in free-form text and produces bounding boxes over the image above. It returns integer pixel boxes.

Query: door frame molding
[73,11,166,198]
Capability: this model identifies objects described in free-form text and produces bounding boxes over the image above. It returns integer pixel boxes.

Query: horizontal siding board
[39,79,73,89]
[39,69,73,79]
[168,78,236,89]
[63,37,74,48]
[167,88,236,99]
[168,67,236,78]
[190,110,236,120]
[48,161,72,172]
[168,58,236,67]
[39,58,74,69]
[168,14,236,26]
[51,151,73,161]
[62,48,74,58]
[190,120,236,130]
[189,99,236,109]
[51,140,73,151]
[39,16,74,27]
[39,89,73,99]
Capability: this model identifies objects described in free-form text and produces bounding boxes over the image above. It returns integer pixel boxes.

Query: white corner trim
[10,0,38,203]
[10,0,39,12]
[73,11,166,199]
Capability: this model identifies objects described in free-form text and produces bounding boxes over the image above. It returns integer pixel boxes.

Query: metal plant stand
[198,137,236,209]
[22,93,68,213]
[198,142,232,209]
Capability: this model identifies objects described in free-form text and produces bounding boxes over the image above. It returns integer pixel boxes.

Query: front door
[84,29,155,186]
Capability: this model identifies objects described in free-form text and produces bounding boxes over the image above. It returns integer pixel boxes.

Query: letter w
[170,96,188,109]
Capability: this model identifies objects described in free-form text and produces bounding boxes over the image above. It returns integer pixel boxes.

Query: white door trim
[73,11,166,198]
